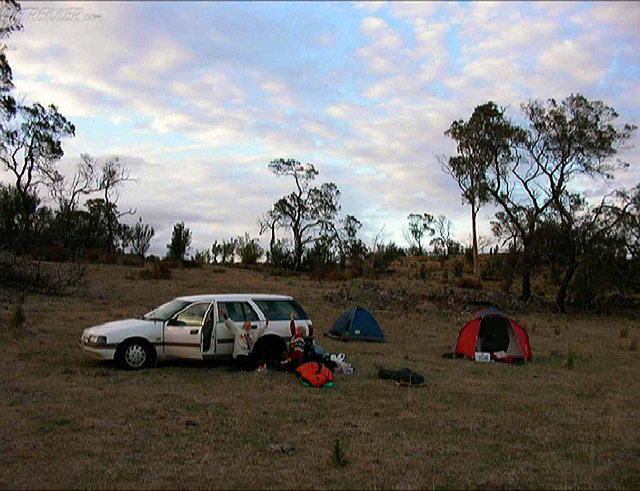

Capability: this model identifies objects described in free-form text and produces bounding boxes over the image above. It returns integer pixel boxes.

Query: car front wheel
[117,339,153,370]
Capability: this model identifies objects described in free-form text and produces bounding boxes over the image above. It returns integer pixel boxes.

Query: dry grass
[1,264,639,489]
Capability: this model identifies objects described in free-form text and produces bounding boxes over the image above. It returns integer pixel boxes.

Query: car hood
[86,318,161,335]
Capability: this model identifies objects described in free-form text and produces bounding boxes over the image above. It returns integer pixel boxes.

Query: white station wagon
[80,294,313,370]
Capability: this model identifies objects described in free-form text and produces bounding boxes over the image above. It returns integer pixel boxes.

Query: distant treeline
[1,0,638,310]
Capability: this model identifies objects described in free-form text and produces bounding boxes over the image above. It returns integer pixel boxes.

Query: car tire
[253,336,286,368]
[116,339,154,370]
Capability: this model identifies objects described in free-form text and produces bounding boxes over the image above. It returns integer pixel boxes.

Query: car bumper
[79,339,117,360]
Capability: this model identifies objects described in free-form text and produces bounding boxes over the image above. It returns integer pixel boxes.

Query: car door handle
[190,329,199,335]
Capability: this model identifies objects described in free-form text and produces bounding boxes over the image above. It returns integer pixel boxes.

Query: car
[80,293,313,370]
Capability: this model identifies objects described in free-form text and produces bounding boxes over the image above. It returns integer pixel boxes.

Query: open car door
[163,302,211,360]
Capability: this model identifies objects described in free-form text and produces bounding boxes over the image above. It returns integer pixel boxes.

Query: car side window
[218,302,259,322]
[254,300,309,320]
[174,302,210,326]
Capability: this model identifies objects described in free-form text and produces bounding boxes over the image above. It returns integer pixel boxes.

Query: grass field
[1,264,639,489]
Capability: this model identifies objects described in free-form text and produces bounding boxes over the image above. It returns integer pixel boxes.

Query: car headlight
[89,335,107,345]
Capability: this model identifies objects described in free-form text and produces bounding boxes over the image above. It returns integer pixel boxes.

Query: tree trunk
[471,206,480,280]
[293,231,303,270]
[556,262,580,313]
[521,269,532,302]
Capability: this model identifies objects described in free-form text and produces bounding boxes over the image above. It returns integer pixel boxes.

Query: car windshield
[143,300,192,321]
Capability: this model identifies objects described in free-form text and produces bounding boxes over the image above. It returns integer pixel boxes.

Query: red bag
[296,361,333,387]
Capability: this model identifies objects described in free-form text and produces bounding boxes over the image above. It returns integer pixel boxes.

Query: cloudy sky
[4,1,640,255]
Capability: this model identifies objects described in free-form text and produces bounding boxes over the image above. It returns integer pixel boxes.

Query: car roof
[175,293,294,303]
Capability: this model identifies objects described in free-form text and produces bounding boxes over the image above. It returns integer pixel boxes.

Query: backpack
[296,361,334,387]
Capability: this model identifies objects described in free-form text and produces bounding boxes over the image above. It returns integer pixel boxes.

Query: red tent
[455,308,532,363]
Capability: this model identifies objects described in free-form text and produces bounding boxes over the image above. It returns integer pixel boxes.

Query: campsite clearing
[1,264,639,489]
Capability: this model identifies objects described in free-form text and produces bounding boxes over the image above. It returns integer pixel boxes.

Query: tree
[236,233,263,264]
[404,213,434,256]
[259,209,282,266]
[193,249,211,264]
[338,214,367,269]
[130,217,154,258]
[0,102,75,246]
[166,222,191,261]
[211,240,221,264]
[520,95,635,310]
[267,158,341,270]
[1,102,76,197]
[96,156,134,253]
[430,215,454,256]
[443,101,522,280]
[220,238,237,264]
[0,0,21,124]
[49,153,98,247]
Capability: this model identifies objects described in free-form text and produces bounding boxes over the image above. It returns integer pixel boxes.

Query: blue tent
[327,306,386,342]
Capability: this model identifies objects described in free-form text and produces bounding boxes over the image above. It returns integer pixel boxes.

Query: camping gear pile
[285,338,355,387]
[278,305,533,388]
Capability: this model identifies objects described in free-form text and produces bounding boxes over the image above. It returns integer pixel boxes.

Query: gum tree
[443,101,521,279]
[267,158,340,270]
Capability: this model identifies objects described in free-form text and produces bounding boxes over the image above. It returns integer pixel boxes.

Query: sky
[3,1,640,256]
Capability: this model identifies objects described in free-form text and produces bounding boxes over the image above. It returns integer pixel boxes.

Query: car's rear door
[214,301,261,355]
[163,302,210,359]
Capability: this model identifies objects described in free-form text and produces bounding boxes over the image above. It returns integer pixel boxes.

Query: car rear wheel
[117,339,154,370]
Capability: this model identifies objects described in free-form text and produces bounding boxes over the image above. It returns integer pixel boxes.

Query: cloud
[538,40,605,85]
[3,0,638,253]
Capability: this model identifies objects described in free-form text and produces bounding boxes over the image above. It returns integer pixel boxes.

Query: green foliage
[0,183,40,251]
[302,234,335,271]
[210,240,222,264]
[566,346,577,370]
[330,437,349,468]
[220,238,237,264]
[236,233,263,264]
[1,101,76,197]
[338,214,368,270]
[405,213,434,256]
[130,217,154,258]
[430,215,454,256]
[8,302,26,330]
[166,222,191,261]
[268,238,294,269]
[371,241,406,271]
[267,158,341,270]
[452,259,465,278]
[193,249,211,264]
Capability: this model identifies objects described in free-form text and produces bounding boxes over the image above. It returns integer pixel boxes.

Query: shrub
[122,255,143,267]
[565,346,577,370]
[237,234,263,264]
[139,262,172,280]
[456,278,483,290]
[330,438,349,468]
[99,253,119,265]
[308,267,353,282]
[452,259,465,278]
[8,303,26,330]
[630,337,639,352]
